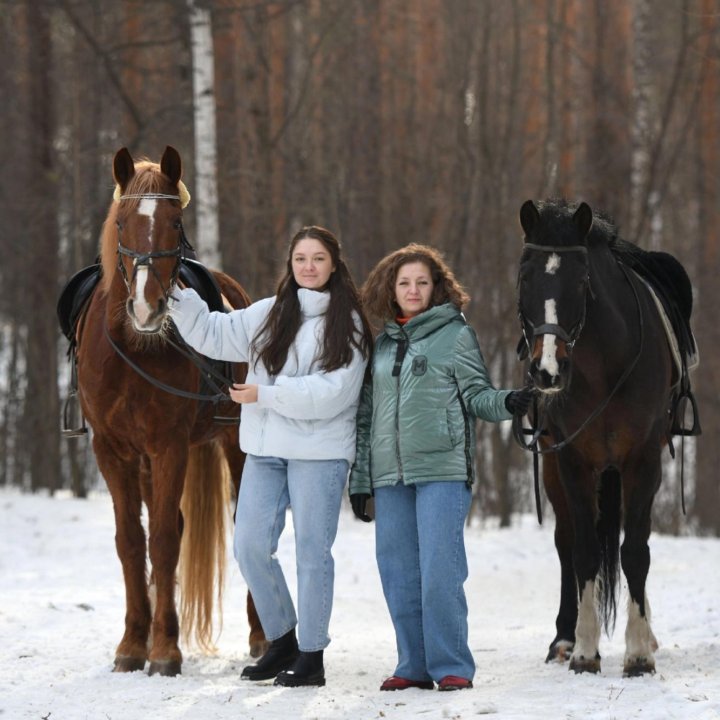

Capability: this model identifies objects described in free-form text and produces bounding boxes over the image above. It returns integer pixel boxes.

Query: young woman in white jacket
[169,226,373,687]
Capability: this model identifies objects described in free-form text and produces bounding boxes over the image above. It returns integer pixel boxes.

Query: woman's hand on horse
[505,384,535,416]
[230,383,259,404]
[350,493,373,522]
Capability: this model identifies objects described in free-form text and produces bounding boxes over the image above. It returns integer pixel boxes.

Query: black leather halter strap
[518,243,591,355]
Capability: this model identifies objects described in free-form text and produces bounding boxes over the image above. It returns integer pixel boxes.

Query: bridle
[513,245,646,523]
[115,192,194,299]
[517,243,591,358]
[107,191,238,414]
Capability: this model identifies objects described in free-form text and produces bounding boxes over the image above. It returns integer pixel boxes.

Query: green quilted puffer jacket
[349,303,512,495]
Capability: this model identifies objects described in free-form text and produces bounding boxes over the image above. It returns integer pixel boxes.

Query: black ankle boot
[241,629,299,681]
[274,650,325,687]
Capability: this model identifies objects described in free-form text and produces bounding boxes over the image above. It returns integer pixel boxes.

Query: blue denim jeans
[234,454,349,652]
[374,481,474,682]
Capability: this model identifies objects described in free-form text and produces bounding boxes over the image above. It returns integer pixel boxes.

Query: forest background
[1,0,718,535]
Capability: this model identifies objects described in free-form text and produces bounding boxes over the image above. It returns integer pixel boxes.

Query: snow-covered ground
[1,487,718,720]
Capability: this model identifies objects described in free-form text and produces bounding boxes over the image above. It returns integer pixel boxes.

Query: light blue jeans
[234,454,349,652]
[374,481,474,682]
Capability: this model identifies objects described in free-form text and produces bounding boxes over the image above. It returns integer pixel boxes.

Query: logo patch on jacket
[412,356,427,375]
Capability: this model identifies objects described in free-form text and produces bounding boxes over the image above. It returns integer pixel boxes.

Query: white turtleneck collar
[297,288,330,318]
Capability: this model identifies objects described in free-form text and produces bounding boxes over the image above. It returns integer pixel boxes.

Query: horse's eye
[116,221,123,231]
[173,219,182,230]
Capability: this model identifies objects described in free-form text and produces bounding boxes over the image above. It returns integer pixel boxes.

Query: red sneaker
[380,676,434,691]
[437,675,473,691]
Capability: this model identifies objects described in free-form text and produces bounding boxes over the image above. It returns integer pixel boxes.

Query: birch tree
[188,0,221,269]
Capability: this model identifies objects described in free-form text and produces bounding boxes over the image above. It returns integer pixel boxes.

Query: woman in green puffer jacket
[349,243,532,692]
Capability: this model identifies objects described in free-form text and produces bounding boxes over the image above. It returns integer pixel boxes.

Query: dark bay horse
[73,146,265,675]
[516,199,694,676]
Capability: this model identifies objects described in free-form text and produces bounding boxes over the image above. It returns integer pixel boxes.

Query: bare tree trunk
[188,0,221,269]
[692,0,720,536]
[24,0,61,493]
[630,0,654,245]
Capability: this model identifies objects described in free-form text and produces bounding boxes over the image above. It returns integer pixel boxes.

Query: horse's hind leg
[558,451,602,674]
[621,451,661,676]
[221,429,268,658]
[94,437,150,672]
[542,454,577,663]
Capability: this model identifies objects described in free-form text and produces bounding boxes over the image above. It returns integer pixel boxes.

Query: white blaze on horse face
[539,298,560,377]
[572,580,600,662]
[130,198,159,328]
[138,198,157,244]
[132,266,154,327]
[545,253,561,275]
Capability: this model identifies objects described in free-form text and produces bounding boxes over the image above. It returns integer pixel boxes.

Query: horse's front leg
[621,452,661,676]
[559,452,602,674]
[146,445,188,676]
[93,436,150,672]
[542,454,577,663]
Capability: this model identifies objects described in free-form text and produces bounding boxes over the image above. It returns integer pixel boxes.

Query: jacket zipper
[392,330,409,483]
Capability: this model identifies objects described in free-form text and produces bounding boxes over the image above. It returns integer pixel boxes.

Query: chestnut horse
[516,199,696,676]
[73,146,265,675]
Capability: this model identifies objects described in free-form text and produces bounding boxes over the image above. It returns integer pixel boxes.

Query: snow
[1,487,719,720]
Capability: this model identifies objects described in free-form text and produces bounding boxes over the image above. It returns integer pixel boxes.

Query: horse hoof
[546,640,574,663]
[113,656,146,673]
[623,659,655,677]
[250,640,270,659]
[569,653,601,674]
[148,660,182,677]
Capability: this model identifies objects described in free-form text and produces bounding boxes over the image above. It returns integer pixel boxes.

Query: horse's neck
[104,276,129,332]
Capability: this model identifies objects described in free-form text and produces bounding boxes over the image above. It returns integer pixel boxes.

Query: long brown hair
[253,226,373,375]
[361,243,470,322]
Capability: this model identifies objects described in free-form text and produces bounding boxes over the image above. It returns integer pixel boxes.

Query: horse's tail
[597,467,622,635]
[178,440,231,653]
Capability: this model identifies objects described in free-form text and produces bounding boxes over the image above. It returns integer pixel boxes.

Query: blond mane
[99,160,168,293]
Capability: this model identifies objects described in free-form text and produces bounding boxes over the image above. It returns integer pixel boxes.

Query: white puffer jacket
[168,287,367,463]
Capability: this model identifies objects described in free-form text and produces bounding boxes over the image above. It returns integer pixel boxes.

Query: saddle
[57,258,236,436]
[57,258,227,346]
[610,240,700,437]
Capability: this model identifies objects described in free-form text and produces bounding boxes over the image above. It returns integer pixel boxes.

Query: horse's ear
[572,202,593,239]
[113,147,135,190]
[519,200,540,238]
[160,146,182,187]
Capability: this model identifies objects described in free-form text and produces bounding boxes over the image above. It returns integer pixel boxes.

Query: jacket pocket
[403,408,454,454]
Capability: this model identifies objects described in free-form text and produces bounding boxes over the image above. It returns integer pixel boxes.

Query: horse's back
[213,270,252,310]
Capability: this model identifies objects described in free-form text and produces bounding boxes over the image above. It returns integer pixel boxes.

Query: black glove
[350,493,373,522]
[504,385,534,416]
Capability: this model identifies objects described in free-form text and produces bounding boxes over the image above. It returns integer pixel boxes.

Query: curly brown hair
[361,243,470,322]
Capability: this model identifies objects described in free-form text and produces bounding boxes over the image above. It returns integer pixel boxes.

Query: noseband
[517,243,591,357]
[116,192,194,298]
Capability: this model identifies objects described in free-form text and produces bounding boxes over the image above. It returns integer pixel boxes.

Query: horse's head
[102,146,190,334]
[517,200,593,393]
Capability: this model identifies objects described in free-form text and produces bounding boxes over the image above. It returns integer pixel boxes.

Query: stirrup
[61,391,88,437]
[671,389,701,436]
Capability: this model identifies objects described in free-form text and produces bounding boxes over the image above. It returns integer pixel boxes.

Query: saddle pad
[634,271,699,381]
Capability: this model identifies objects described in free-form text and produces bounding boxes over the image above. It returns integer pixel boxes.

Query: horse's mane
[99,160,165,293]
